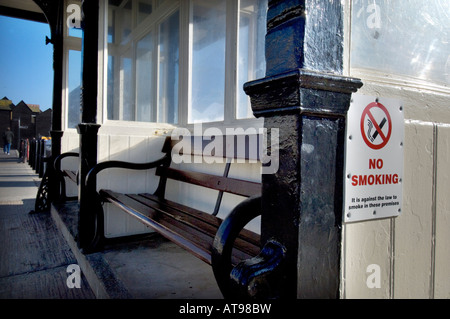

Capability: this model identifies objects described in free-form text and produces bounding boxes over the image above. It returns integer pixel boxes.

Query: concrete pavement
[0,149,222,299]
[0,150,94,299]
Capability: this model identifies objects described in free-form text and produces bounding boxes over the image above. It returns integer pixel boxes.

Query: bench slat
[101,190,259,265]
[129,193,260,256]
[101,190,214,264]
[156,166,260,198]
[137,193,260,248]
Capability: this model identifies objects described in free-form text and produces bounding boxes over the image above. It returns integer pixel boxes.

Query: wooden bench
[84,136,265,296]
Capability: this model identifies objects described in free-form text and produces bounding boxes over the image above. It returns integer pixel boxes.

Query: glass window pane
[121,51,134,121]
[68,50,81,128]
[107,3,115,44]
[120,0,133,43]
[107,55,115,120]
[158,10,179,124]
[107,0,178,123]
[237,0,267,119]
[69,28,83,38]
[138,0,153,25]
[351,0,450,85]
[136,32,154,122]
[190,0,226,124]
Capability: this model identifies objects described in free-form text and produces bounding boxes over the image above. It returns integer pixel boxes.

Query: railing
[25,138,52,176]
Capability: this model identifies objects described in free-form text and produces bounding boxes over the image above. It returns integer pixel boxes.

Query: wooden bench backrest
[156,135,262,216]
[155,166,260,197]
[161,134,263,162]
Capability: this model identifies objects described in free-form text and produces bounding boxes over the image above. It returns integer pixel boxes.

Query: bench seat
[100,189,260,266]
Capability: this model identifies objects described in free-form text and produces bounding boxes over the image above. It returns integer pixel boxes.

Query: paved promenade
[0,150,94,299]
[0,149,221,300]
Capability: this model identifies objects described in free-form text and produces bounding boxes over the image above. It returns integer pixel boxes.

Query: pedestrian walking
[3,127,14,155]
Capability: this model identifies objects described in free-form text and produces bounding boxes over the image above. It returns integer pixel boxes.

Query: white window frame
[63,0,83,132]
[101,0,266,132]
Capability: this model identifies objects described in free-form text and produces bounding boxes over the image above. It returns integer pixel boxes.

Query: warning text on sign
[348,159,400,212]
[350,159,400,186]
[348,195,400,211]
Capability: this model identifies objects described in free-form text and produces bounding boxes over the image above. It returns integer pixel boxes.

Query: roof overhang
[0,0,46,23]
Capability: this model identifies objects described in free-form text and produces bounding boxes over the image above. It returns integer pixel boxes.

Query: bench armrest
[53,152,80,200]
[53,152,79,172]
[85,154,171,194]
[212,195,286,299]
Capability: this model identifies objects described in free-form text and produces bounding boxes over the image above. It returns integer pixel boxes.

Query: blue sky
[0,15,53,111]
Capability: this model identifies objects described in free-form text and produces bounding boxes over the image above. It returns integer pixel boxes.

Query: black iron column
[78,0,101,251]
[33,0,64,211]
[243,0,362,298]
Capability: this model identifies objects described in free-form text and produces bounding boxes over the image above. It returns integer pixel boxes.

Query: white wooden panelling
[103,135,132,237]
[61,130,79,153]
[342,219,392,299]
[342,117,450,299]
[100,134,167,238]
[435,125,450,298]
[393,121,434,298]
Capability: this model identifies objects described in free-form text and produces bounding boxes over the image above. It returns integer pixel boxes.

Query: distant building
[0,97,14,140]
[10,100,40,148]
[0,96,52,149]
[36,108,52,138]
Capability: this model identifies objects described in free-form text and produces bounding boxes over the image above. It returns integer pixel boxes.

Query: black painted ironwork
[53,152,80,201]
[34,164,50,213]
[32,0,65,210]
[77,0,101,251]
[31,139,53,213]
[230,239,286,299]
[212,196,286,299]
[77,123,101,251]
[240,0,363,298]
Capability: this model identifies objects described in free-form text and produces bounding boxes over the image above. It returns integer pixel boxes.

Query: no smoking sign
[361,102,392,150]
[344,94,404,223]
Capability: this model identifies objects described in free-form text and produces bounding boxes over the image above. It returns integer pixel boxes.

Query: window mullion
[178,0,191,127]
[151,28,158,122]
[224,0,239,126]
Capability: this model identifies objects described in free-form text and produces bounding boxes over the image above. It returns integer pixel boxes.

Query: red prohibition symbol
[360,102,392,150]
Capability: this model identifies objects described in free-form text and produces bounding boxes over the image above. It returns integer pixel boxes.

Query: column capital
[245,69,362,118]
[77,123,101,135]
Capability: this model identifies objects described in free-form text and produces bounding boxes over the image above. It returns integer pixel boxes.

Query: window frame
[63,0,83,132]
[101,0,266,132]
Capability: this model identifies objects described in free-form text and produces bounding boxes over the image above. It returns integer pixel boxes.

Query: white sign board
[344,94,404,223]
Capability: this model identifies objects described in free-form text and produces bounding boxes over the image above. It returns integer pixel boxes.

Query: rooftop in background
[0,97,15,110]
[1,96,42,113]
[25,103,41,113]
